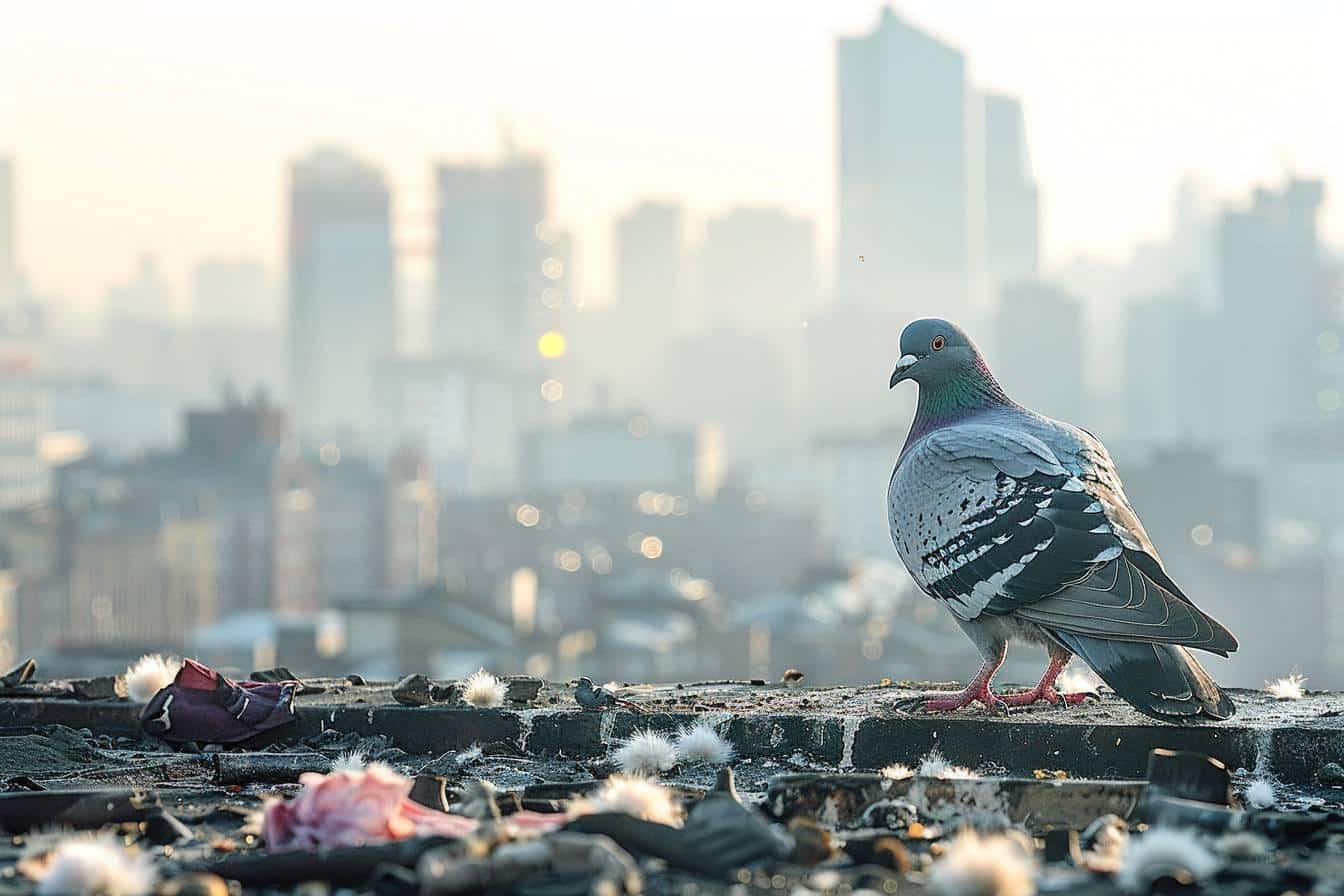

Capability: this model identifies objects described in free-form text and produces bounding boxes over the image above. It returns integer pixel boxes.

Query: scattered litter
[1116,827,1219,894]
[124,654,180,703]
[139,659,299,744]
[1265,673,1307,700]
[613,729,678,775]
[1214,831,1272,859]
[674,723,735,765]
[262,762,480,849]
[927,830,1035,896]
[462,669,506,708]
[1080,814,1128,873]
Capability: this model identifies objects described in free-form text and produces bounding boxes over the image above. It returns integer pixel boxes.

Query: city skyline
[2,1,1342,306]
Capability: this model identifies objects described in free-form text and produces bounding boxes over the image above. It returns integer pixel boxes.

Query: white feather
[573,774,683,827]
[927,830,1036,896]
[673,723,734,765]
[613,729,677,775]
[1265,673,1306,700]
[881,763,914,781]
[1243,777,1276,809]
[1116,828,1219,894]
[123,654,179,703]
[919,749,979,780]
[331,750,367,772]
[454,744,484,766]
[462,668,506,708]
[33,836,157,896]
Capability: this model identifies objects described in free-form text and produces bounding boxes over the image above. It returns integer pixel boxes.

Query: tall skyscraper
[836,7,971,318]
[1122,293,1222,448]
[434,153,547,363]
[1217,177,1328,462]
[615,201,686,333]
[0,302,48,510]
[697,206,816,332]
[991,281,1085,425]
[287,148,397,437]
[981,92,1039,291]
[0,158,15,301]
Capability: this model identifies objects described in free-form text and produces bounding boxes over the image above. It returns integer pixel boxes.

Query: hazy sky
[2,1,1340,308]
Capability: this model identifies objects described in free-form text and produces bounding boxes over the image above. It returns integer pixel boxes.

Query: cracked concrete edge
[4,698,1342,784]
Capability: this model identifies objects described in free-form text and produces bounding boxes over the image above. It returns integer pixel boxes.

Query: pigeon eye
[931,335,946,351]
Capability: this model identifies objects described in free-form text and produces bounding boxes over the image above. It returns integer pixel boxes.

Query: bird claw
[891,696,931,713]
[990,698,1011,717]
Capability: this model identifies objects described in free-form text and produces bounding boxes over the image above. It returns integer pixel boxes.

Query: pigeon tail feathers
[1047,630,1235,723]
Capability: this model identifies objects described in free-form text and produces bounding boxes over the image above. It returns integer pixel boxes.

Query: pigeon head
[889,318,984,388]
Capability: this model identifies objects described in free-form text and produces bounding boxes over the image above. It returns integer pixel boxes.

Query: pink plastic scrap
[263,763,566,850]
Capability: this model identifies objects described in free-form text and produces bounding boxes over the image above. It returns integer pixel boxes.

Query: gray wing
[889,424,1237,654]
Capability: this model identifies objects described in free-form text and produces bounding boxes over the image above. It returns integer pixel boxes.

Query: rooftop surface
[2,674,1343,894]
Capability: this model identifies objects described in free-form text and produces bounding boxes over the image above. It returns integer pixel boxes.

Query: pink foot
[999,685,1095,708]
[896,683,1009,715]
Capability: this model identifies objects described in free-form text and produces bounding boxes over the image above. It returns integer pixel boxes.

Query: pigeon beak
[889,354,918,388]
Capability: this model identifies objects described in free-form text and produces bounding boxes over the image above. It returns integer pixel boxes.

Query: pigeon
[885,318,1237,722]
[574,677,643,713]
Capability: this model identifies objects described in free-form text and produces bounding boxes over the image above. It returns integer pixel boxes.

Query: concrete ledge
[3,681,1341,784]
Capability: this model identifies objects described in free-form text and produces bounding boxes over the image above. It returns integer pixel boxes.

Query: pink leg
[1000,648,1094,707]
[907,642,1009,713]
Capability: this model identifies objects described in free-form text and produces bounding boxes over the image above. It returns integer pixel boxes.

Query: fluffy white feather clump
[881,763,915,781]
[919,749,980,780]
[613,729,678,775]
[575,774,683,827]
[673,723,734,766]
[462,668,507,708]
[123,654,180,703]
[1265,673,1306,700]
[31,836,157,896]
[454,743,484,766]
[331,750,368,772]
[1115,827,1219,894]
[927,830,1036,896]
[1243,777,1276,809]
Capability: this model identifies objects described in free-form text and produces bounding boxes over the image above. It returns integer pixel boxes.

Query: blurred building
[287,147,397,437]
[989,280,1086,424]
[1121,293,1222,449]
[0,157,21,303]
[519,407,706,497]
[373,355,525,494]
[191,257,276,327]
[384,445,438,589]
[698,206,815,332]
[1218,177,1329,464]
[615,201,687,334]
[331,583,514,681]
[1120,445,1261,573]
[813,425,906,560]
[836,6,971,318]
[0,302,48,509]
[47,376,180,458]
[434,151,548,364]
[981,92,1039,291]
